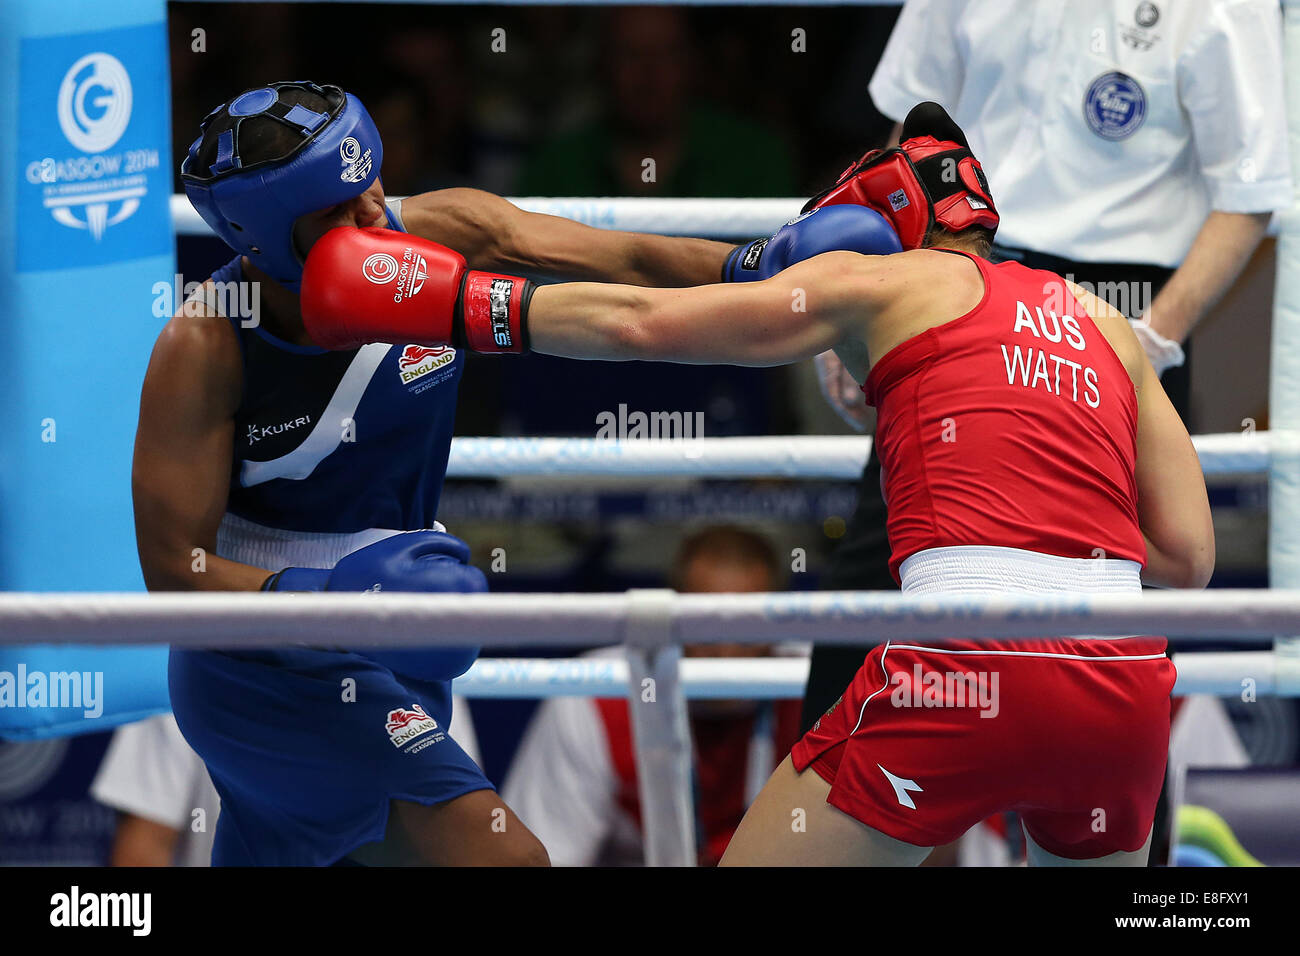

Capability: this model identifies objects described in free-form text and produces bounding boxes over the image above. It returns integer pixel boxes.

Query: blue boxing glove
[263,531,485,681]
[721,204,902,282]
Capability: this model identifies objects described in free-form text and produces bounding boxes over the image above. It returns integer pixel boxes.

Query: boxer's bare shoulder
[147,283,242,415]
[857,248,987,368]
[1065,279,1146,389]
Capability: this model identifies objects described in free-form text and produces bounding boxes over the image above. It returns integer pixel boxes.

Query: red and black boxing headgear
[803,102,998,251]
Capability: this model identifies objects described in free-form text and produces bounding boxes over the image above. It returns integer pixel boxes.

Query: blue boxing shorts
[169,645,492,866]
[169,514,492,866]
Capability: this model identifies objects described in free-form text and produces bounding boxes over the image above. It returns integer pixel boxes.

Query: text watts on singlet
[1000,300,1101,408]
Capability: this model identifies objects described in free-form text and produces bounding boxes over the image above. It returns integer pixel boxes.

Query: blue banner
[16,26,171,272]
[1,1,174,741]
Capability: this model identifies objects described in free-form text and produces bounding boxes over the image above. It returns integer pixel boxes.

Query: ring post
[622,589,696,867]
[1273,0,1300,679]
[0,0,175,738]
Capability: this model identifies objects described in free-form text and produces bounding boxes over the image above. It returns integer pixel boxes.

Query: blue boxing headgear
[181,81,383,291]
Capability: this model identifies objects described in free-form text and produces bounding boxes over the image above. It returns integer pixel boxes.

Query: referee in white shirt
[802,0,1290,865]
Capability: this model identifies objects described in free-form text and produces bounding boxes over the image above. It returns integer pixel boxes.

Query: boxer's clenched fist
[301,226,534,355]
[263,530,484,682]
[723,204,901,283]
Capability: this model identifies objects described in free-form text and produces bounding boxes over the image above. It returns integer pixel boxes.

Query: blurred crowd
[169,3,902,200]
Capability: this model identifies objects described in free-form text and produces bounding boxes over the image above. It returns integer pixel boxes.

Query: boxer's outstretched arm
[400,188,733,287]
[528,251,871,366]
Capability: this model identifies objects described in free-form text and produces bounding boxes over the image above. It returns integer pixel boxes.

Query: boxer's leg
[172,645,540,866]
[348,792,549,866]
[1024,827,1152,868]
[719,756,932,867]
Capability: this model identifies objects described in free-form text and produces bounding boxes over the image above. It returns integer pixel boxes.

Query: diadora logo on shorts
[887,189,909,212]
[489,279,515,348]
[246,414,312,445]
[878,764,923,810]
[385,704,444,751]
[339,136,373,184]
[362,249,427,305]
[398,344,456,385]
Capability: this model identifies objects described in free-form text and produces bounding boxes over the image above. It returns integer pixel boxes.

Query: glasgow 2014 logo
[26,51,159,241]
[57,52,132,153]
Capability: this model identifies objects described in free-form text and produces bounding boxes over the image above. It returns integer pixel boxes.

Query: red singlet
[866,251,1146,583]
[792,252,1174,859]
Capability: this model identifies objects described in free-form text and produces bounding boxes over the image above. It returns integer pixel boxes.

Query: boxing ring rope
[441,432,1272,479]
[5,588,1300,646]
[452,651,1284,699]
[1,589,1294,865]
[172,195,803,241]
[0,591,1290,693]
[173,195,1283,244]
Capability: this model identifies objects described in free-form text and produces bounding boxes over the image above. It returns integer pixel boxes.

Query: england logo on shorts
[385,704,442,750]
[1083,72,1147,141]
[398,344,456,387]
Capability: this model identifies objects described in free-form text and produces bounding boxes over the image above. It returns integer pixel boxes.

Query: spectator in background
[92,704,480,866]
[506,6,801,443]
[503,526,803,867]
[518,6,796,198]
[364,85,438,196]
[803,0,1289,866]
[380,26,496,193]
[90,714,219,867]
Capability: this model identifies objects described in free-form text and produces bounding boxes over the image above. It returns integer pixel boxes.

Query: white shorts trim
[899,545,1142,595]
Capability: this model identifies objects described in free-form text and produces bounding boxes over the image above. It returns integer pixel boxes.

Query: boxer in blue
[138,81,900,865]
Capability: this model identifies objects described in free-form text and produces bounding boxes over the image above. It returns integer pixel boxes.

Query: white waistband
[899,546,1142,594]
[216,512,444,570]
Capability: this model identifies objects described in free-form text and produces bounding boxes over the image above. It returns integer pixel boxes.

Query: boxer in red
[301,102,1214,867]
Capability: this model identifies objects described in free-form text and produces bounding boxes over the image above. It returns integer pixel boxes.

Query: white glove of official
[814,350,871,432]
[1129,319,1186,377]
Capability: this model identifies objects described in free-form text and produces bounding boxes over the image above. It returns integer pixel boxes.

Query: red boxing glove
[301,227,533,354]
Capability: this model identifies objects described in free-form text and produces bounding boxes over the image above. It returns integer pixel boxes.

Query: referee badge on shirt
[1121,1,1162,50]
[1083,72,1147,141]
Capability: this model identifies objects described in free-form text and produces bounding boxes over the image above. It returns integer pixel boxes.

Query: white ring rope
[457,652,1294,697]
[172,194,1281,241]
[446,432,1271,478]
[172,195,803,241]
[1,589,1296,646]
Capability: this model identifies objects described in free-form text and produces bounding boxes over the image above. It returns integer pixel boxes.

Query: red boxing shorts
[791,637,1176,859]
